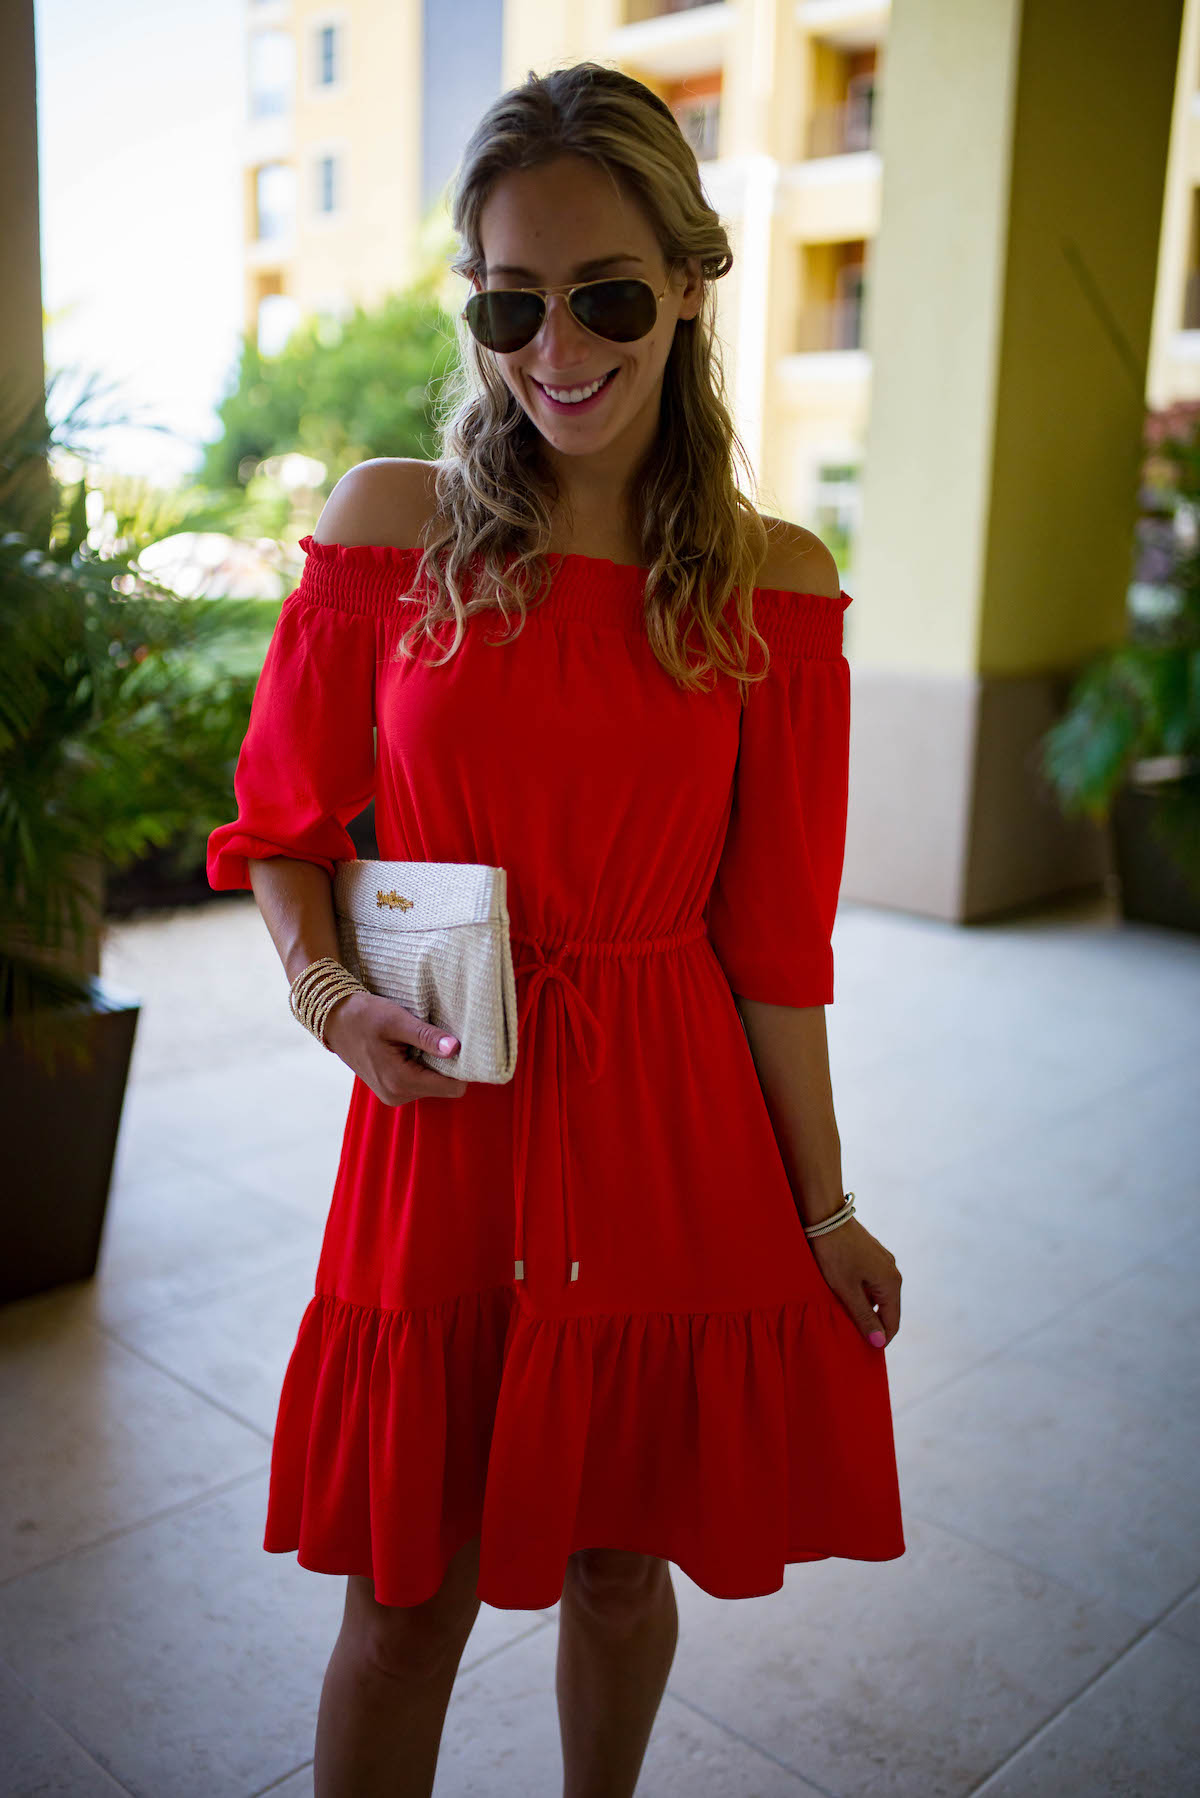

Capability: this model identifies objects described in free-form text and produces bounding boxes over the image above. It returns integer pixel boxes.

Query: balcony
[795,0,890,48]
[796,293,865,353]
[805,90,876,159]
[607,1,732,80]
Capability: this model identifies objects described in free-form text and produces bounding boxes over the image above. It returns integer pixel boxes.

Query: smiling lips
[534,368,618,406]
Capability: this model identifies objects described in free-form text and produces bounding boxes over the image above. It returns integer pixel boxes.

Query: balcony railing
[805,91,876,159]
[795,294,866,353]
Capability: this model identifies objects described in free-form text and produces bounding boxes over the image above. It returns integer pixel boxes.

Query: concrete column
[847,0,1184,920]
[1,0,48,466]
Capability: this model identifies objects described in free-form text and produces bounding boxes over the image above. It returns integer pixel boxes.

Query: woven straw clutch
[332,859,518,1084]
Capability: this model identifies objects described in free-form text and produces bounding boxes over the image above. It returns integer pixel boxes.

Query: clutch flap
[332,859,509,933]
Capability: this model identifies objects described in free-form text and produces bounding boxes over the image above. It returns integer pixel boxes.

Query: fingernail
[438,1036,458,1054]
[869,1330,886,1348]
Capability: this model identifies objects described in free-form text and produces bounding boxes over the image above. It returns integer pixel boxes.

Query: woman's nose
[534,293,594,367]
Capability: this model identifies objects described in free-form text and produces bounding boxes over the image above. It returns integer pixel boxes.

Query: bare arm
[737,993,901,1347]
[734,997,846,1227]
[248,854,343,985]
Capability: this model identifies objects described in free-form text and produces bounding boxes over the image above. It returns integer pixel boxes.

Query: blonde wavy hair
[395,60,773,704]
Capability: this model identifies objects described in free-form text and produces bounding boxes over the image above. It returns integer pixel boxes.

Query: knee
[342,1544,481,1681]
[563,1549,671,1629]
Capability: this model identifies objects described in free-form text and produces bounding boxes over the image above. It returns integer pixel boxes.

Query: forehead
[478,156,659,279]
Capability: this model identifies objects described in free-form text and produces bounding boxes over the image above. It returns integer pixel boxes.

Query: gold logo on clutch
[376,889,414,910]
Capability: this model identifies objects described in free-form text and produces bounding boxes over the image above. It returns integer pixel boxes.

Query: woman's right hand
[322,990,468,1104]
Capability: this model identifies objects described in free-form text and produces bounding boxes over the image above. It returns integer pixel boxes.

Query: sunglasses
[461,274,673,354]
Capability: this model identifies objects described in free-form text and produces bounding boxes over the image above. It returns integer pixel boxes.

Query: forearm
[248,855,341,984]
[734,996,846,1227]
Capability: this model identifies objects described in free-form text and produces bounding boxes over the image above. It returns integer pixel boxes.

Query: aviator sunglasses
[461,273,673,354]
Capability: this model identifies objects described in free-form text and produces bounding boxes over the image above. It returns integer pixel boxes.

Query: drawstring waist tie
[509,921,708,1291]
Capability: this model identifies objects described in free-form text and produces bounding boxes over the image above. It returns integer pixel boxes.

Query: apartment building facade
[240,0,887,567]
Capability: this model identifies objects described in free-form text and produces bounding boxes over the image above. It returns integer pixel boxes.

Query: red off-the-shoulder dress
[206,535,906,1610]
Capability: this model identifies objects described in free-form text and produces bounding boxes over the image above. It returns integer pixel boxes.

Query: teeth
[542,371,611,404]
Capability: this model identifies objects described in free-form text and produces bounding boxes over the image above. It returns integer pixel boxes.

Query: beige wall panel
[290,0,422,309]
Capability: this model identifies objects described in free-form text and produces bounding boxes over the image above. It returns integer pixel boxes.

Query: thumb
[420,1019,460,1058]
[378,1000,459,1059]
[858,1307,887,1349]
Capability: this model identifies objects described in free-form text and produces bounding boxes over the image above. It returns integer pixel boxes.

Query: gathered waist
[508,918,709,961]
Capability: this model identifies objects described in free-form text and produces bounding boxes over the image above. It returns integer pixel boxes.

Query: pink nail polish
[869,1330,886,1348]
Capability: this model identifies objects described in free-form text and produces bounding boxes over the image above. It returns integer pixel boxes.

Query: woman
[208,61,905,1798]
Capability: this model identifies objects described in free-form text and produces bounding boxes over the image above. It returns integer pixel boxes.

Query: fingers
[369,1001,467,1101]
[863,1272,901,1348]
[386,1005,460,1063]
[808,1227,902,1349]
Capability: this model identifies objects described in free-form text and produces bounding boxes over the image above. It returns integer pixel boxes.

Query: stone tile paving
[1,888,1196,1796]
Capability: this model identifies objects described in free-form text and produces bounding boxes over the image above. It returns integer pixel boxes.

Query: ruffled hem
[262,1283,906,1610]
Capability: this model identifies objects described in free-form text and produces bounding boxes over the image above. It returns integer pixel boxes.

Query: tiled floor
[2,888,1198,1797]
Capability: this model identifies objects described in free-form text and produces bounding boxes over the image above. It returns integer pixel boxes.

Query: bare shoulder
[312,457,444,549]
[755,515,842,599]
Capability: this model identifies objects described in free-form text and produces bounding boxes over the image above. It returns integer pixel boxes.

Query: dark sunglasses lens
[570,279,657,342]
[465,290,544,352]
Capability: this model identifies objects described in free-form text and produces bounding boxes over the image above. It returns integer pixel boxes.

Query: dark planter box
[1110,774,1200,935]
[1,977,140,1304]
[104,801,380,917]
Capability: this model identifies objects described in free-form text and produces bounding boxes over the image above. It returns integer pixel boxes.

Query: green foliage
[199,281,461,491]
[1039,410,1200,897]
[0,372,275,1072]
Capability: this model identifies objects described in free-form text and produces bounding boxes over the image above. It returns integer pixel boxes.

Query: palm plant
[0,373,275,1075]
[1038,407,1200,902]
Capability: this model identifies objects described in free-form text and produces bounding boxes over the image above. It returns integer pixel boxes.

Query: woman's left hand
[805,1216,901,1349]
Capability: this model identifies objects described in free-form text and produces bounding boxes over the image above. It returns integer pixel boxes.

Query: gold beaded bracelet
[802,1192,857,1238]
[289,956,367,1050]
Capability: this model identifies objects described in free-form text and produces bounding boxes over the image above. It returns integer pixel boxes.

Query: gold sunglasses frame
[460,273,674,351]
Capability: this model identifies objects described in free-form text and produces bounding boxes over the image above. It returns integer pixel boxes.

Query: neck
[538,381,661,538]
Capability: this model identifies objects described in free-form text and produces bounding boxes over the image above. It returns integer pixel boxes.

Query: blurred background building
[241,0,883,565]
[8,0,1187,925]
[241,0,1200,577]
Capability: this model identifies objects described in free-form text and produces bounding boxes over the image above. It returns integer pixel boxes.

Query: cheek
[498,360,530,406]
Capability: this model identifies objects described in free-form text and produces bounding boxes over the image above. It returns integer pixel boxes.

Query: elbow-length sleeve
[704,586,852,1008]
[206,541,382,892]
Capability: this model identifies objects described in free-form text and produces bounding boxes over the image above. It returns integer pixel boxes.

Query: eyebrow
[485,253,645,281]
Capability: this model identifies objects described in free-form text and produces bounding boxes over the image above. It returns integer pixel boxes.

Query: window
[674,96,720,163]
[796,242,868,352]
[255,163,295,242]
[315,154,340,215]
[316,22,339,86]
[257,292,302,357]
[844,71,875,152]
[812,461,861,570]
[248,29,293,120]
[833,259,866,350]
[664,71,722,166]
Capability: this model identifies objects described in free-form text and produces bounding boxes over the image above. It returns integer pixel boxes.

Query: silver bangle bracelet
[802,1192,857,1238]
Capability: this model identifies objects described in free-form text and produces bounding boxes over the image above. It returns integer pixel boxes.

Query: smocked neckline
[296,534,852,608]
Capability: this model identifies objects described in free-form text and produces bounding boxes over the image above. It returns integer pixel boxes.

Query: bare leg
[314,1534,483,1798]
[556,1549,679,1798]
